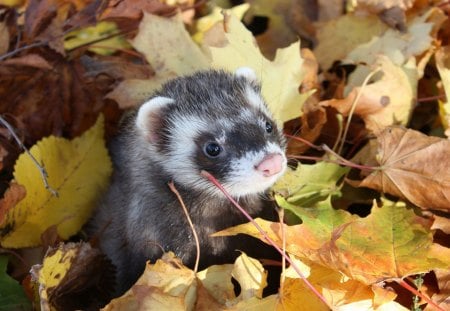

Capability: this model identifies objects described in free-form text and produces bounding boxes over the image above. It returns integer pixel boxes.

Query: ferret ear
[235,67,258,82]
[136,96,174,143]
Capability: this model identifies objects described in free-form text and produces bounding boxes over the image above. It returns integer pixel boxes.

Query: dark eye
[204,142,222,157]
[265,121,273,133]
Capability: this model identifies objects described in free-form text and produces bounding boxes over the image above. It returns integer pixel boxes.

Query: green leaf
[0,256,31,310]
[273,162,349,206]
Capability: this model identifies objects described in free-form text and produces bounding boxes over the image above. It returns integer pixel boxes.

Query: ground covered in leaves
[0,0,449,310]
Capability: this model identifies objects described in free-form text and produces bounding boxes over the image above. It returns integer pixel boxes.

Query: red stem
[201,170,331,308]
[398,279,444,311]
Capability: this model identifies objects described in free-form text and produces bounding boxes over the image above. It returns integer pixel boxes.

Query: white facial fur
[224,142,287,197]
[235,67,258,82]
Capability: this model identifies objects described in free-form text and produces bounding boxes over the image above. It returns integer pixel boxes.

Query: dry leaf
[314,14,387,70]
[0,115,112,248]
[356,127,450,211]
[107,12,209,108]
[435,45,450,138]
[31,242,114,311]
[0,182,25,225]
[321,55,417,132]
[103,252,197,311]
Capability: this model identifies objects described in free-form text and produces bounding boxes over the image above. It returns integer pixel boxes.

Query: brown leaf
[0,55,119,146]
[1,54,52,69]
[100,0,175,21]
[356,127,450,211]
[24,0,58,40]
[0,182,26,226]
[31,242,115,310]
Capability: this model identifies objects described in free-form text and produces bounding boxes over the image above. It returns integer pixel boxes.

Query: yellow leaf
[107,12,210,108]
[435,46,450,138]
[64,21,130,55]
[196,264,236,304]
[192,3,250,44]
[232,253,267,300]
[131,12,209,78]
[31,242,114,311]
[204,13,313,124]
[104,252,197,310]
[321,55,417,132]
[0,115,112,248]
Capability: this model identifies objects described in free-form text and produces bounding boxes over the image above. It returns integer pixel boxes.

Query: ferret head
[135,68,287,198]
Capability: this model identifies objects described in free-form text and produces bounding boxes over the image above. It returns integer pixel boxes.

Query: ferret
[89,68,287,295]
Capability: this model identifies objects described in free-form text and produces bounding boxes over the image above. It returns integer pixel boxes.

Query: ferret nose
[255,153,284,177]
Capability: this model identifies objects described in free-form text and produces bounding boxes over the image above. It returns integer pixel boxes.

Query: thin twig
[168,181,200,273]
[337,68,381,155]
[0,116,58,196]
[201,170,331,309]
[0,41,47,61]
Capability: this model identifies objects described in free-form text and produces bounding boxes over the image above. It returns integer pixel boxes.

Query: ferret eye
[204,142,222,157]
[265,121,273,133]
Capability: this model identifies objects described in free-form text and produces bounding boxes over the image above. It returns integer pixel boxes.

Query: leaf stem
[200,170,331,308]
[168,181,200,273]
[397,279,444,311]
[337,68,381,155]
[0,116,58,196]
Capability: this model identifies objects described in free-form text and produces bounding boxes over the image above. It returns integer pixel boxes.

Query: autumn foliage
[0,0,449,310]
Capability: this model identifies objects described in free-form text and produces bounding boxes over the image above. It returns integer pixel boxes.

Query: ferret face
[136,68,287,197]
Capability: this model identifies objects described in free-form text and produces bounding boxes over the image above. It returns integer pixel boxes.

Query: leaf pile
[0,0,449,310]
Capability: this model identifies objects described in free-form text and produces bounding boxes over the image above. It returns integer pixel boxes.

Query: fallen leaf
[0,21,9,55]
[107,12,209,108]
[344,8,445,73]
[192,3,249,44]
[314,14,387,70]
[204,12,313,124]
[64,21,130,55]
[321,55,417,132]
[325,199,450,284]
[0,115,112,248]
[0,182,25,226]
[100,0,175,21]
[355,127,450,211]
[31,242,114,311]
[424,269,450,311]
[196,263,235,304]
[244,0,313,59]
[435,45,450,138]
[103,252,197,310]
[273,162,349,206]
[1,54,52,69]
[0,255,31,310]
[232,253,267,300]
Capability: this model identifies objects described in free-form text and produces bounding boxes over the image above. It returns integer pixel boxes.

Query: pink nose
[255,153,284,177]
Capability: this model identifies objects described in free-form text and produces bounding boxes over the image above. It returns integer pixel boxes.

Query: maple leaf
[204,13,314,124]
[314,14,387,70]
[324,199,450,284]
[355,127,450,211]
[273,162,349,206]
[0,115,112,248]
[106,12,209,109]
[321,55,417,132]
